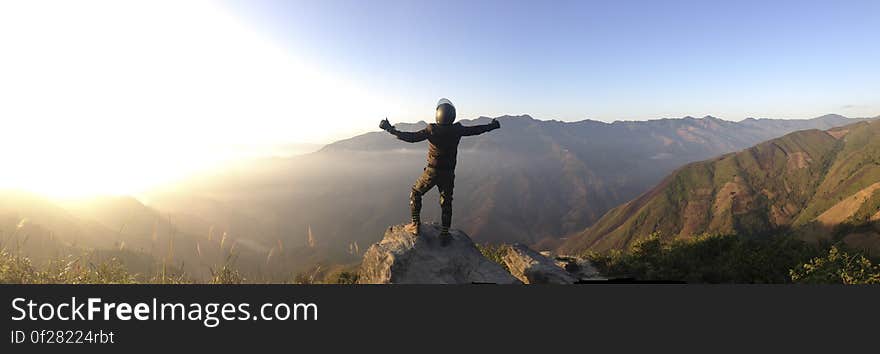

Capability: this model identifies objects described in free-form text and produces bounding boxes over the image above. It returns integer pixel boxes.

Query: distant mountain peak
[813,113,846,121]
[491,114,535,121]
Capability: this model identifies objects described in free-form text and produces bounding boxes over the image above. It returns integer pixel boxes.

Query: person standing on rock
[379,98,501,246]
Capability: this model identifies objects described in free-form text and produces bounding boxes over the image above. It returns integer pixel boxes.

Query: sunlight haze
[0,0,387,197]
[1,0,877,197]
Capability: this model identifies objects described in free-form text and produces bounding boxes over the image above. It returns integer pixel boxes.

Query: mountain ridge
[558,119,880,255]
[320,113,870,153]
[148,113,873,251]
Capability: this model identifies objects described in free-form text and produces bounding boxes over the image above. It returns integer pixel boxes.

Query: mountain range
[559,119,880,255]
[3,113,874,279]
[145,114,871,252]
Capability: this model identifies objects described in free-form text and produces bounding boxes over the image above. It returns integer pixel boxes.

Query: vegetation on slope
[0,246,360,284]
[585,232,880,284]
[561,120,880,255]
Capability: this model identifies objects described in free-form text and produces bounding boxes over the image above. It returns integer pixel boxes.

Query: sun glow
[0,0,390,198]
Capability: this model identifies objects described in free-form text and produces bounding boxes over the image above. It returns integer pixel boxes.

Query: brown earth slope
[559,120,880,255]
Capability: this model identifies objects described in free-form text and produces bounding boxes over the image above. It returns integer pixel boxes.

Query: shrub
[586,233,824,283]
[0,248,39,284]
[210,255,245,284]
[476,243,510,272]
[789,246,880,284]
[40,256,138,284]
[1,248,138,284]
[327,270,359,284]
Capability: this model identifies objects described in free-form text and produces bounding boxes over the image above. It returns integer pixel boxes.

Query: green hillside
[559,120,880,255]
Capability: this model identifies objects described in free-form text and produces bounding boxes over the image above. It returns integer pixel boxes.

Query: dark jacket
[391,122,498,170]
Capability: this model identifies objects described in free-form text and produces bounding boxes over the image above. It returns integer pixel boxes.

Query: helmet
[435,98,456,125]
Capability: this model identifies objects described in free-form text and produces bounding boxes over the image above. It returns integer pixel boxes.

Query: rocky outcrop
[554,256,605,281]
[358,223,521,284]
[503,244,578,284]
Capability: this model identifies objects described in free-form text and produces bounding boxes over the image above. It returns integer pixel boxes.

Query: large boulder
[502,244,578,284]
[358,223,521,284]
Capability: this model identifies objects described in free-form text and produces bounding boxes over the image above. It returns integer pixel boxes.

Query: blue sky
[225,0,880,122]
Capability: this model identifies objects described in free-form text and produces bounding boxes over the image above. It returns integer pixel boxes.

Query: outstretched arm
[380,118,428,143]
[459,118,501,136]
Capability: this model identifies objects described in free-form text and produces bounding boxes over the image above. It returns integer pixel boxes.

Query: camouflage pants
[410,167,454,233]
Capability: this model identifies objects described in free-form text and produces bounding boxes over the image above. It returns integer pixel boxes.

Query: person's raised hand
[379,118,392,131]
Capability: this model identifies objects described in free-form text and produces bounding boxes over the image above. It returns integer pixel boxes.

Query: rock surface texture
[358,223,522,284]
[503,243,578,284]
[554,256,606,282]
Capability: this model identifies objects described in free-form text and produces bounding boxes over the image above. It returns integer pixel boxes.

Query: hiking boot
[438,231,452,246]
[404,222,420,235]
